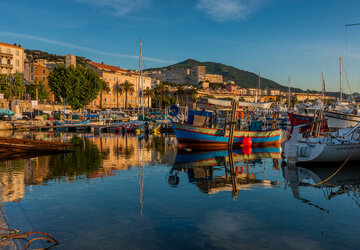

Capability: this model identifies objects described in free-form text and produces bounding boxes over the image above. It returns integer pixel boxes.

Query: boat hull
[298,143,360,163]
[172,122,281,149]
[324,111,360,129]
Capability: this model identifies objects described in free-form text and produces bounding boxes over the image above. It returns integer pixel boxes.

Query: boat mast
[340,57,342,110]
[258,72,261,102]
[322,72,326,106]
[138,38,144,118]
[288,76,291,109]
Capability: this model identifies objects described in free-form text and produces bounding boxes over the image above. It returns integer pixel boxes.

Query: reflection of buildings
[0,163,25,202]
[88,134,176,171]
[0,134,178,202]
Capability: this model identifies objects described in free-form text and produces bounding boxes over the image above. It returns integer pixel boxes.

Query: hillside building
[65,54,76,68]
[87,61,152,109]
[205,73,223,84]
[0,42,25,74]
[145,65,223,85]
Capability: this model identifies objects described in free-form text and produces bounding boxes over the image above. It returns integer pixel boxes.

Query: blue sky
[1,0,360,92]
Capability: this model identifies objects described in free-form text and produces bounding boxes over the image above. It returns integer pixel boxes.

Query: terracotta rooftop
[0,42,24,50]
[88,61,136,75]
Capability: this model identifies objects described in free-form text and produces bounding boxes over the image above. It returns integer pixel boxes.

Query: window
[16,60,19,66]
[42,70,45,74]
[104,98,107,102]
[7,59,10,64]
[35,66,37,70]
[43,77,45,81]
[16,50,19,56]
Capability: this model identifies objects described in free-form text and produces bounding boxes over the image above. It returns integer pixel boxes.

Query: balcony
[0,52,13,58]
[0,63,13,68]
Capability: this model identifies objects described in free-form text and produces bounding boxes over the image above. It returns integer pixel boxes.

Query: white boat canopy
[196,97,273,109]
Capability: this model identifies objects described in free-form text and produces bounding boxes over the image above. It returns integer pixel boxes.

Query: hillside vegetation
[147,59,303,92]
[25,49,90,67]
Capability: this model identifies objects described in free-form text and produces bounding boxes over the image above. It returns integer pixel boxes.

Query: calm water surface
[1,132,360,249]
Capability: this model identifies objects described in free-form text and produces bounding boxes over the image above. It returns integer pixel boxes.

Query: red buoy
[243,146,252,155]
[236,166,239,173]
[115,127,120,132]
[243,137,252,147]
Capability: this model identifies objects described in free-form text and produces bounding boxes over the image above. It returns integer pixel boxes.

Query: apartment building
[87,61,152,109]
[0,42,25,74]
[205,73,223,84]
[24,59,59,83]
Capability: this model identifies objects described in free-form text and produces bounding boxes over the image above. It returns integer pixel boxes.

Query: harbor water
[1,132,360,249]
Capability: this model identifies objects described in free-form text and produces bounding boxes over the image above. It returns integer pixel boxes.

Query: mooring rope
[0,227,59,249]
[312,146,356,187]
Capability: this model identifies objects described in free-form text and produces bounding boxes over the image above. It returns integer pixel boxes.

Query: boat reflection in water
[282,162,360,210]
[169,147,281,196]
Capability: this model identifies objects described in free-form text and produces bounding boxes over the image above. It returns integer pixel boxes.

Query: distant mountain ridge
[146,59,303,92]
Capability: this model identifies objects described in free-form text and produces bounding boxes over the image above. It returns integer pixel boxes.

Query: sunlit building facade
[0,42,25,74]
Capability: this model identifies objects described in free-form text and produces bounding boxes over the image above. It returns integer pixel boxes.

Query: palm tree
[190,86,198,103]
[155,83,168,109]
[119,80,135,110]
[100,80,110,109]
[144,87,154,108]
[113,81,121,109]
[176,86,185,104]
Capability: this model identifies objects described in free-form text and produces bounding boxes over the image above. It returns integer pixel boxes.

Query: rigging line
[342,61,355,102]
[345,23,360,26]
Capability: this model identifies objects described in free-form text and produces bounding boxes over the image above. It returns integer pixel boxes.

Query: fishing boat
[284,122,360,163]
[172,121,282,149]
[171,98,282,150]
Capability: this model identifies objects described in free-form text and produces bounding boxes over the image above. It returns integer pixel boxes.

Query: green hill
[147,59,303,92]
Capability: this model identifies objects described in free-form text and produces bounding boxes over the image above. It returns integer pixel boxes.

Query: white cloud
[75,0,151,16]
[0,31,173,64]
[196,0,265,22]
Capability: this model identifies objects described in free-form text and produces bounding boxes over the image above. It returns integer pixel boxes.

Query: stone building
[87,61,152,109]
[65,54,76,68]
[0,42,25,74]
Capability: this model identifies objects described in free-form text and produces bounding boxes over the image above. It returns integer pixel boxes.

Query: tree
[26,79,50,102]
[0,73,26,100]
[48,65,102,110]
[176,86,185,103]
[119,80,135,109]
[154,83,168,109]
[190,86,198,103]
[99,80,110,109]
[144,87,154,108]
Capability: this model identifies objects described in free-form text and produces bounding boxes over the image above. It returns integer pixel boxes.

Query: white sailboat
[284,122,360,163]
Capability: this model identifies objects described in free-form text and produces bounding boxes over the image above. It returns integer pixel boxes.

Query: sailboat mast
[340,56,342,110]
[288,76,291,109]
[258,72,261,102]
[138,39,144,118]
[322,72,326,106]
